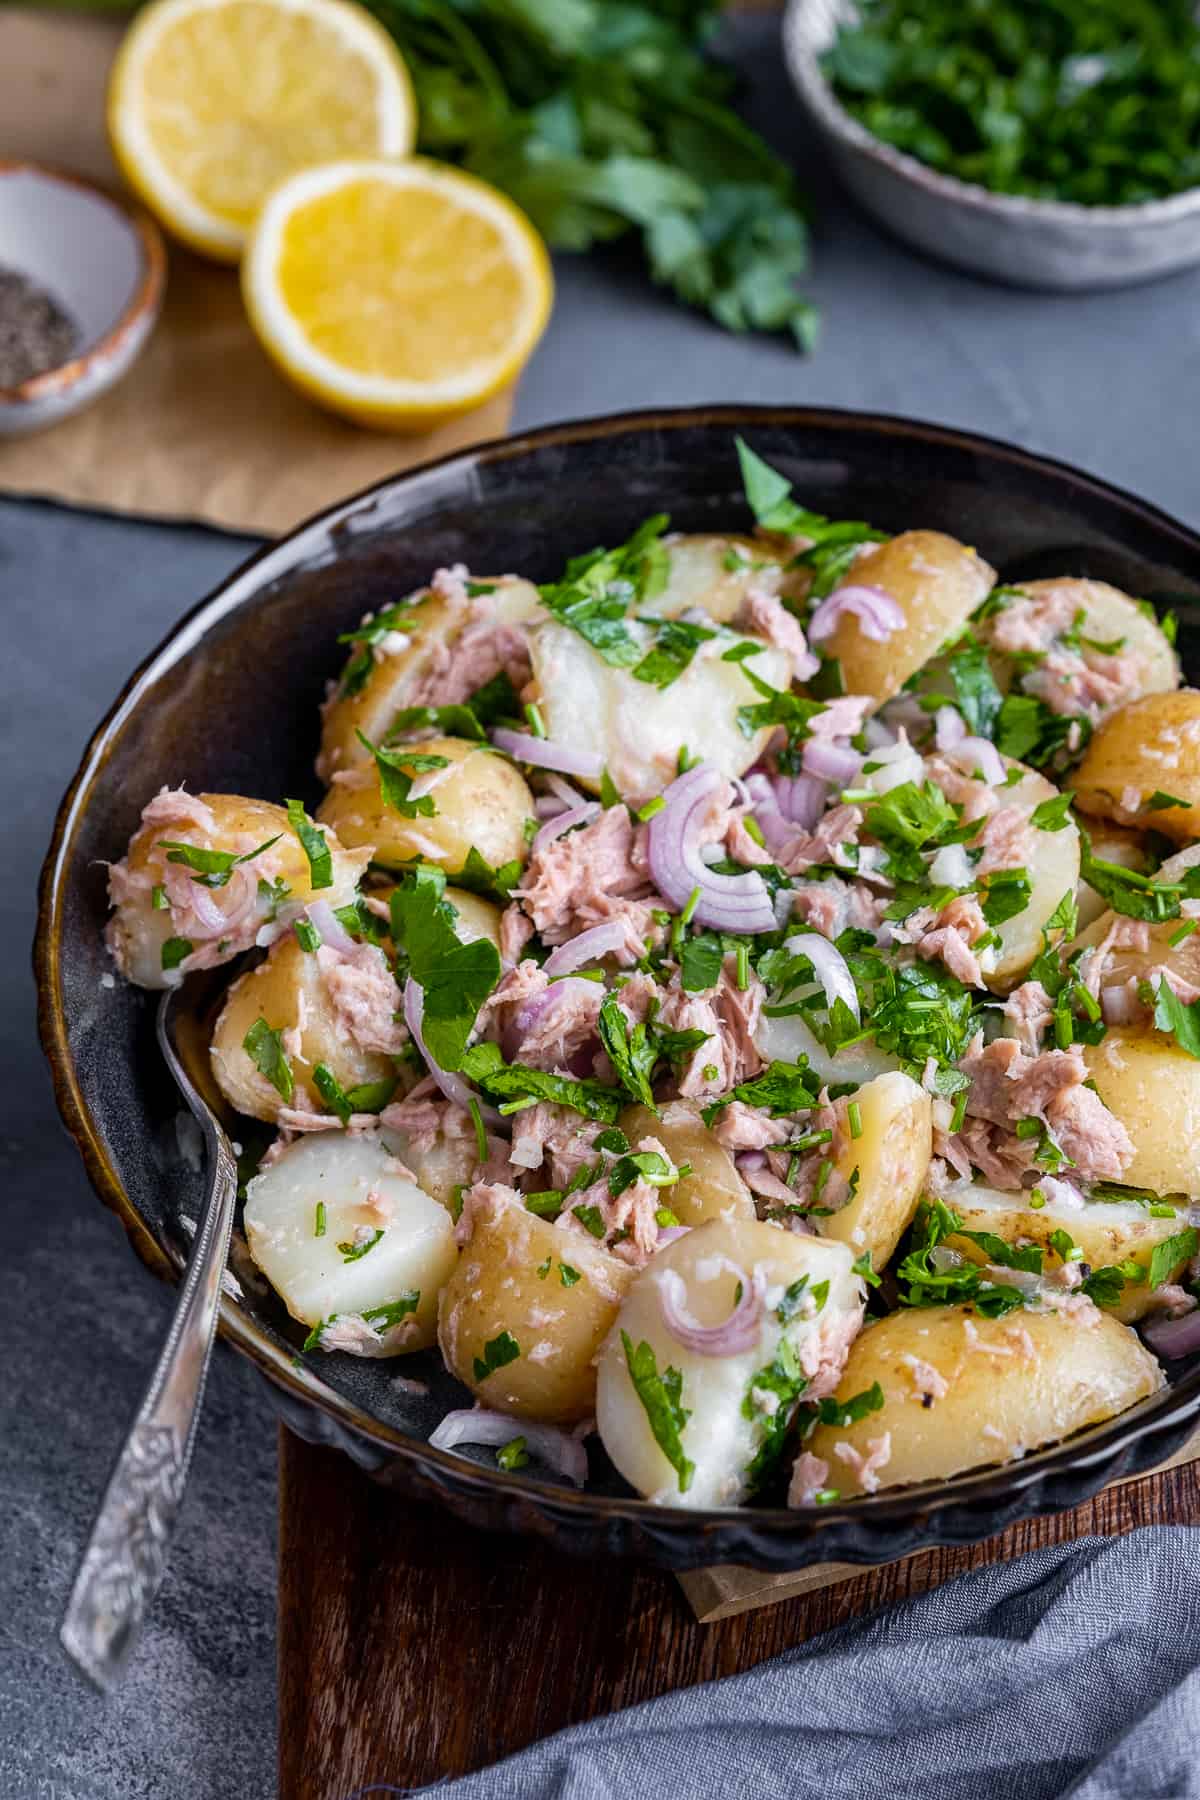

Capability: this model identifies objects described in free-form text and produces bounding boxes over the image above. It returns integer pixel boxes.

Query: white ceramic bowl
[784,0,1200,291]
[0,163,166,437]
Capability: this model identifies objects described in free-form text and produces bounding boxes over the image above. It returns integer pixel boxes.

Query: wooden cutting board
[277,1426,1200,1798]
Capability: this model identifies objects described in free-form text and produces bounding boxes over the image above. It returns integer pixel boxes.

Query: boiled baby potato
[638,533,805,626]
[814,1072,931,1272]
[595,1218,863,1509]
[380,1119,476,1215]
[1084,1030,1200,1197]
[1074,818,1151,929]
[618,1101,754,1229]
[438,1194,633,1424]
[813,531,995,709]
[945,1183,1192,1324]
[317,736,534,877]
[210,931,398,1123]
[244,1132,456,1355]
[983,761,1081,991]
[1074,690,1200,842]
[988,579,1177,709]
[526,618,792,801]
[106,791,367,989]
[317,576,540,780]
[807,1303,1163,1495]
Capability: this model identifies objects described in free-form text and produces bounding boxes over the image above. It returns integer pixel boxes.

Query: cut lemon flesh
[242,158,553,428]
[108,0,416,260]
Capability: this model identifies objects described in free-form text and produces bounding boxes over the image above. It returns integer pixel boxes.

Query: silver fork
[60,986,238,1693]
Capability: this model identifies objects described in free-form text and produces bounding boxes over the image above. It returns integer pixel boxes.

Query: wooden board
[277,1426,1200,1799]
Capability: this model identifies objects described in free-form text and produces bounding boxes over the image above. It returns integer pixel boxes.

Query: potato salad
[104,439,1200,1508]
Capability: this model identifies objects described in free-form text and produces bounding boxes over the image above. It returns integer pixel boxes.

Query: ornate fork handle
[60,992,239,1693]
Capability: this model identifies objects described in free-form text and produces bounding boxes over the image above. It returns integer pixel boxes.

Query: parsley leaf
[161,935,193,972]
[285,799,333,890]
[1030,793,1075,832]
[679,933,726,993]
[1153,978,1200,1059]
[539,515,669,666]
[303,1290,420,1351]
[621,1331,694,1493]
[1147,1226,1199,1291]
[473,1331,522,1383]
[357,731,449,817]
[810,1382,885,1430]
[945,637,1003,738]
[598,996,658,1107]
[390,877,500,1071]
[460,1041,622,1123]
[312,1063,397,1125]
[242,1019,294,1102]
[157,834,281,889]
[632,617,716,689]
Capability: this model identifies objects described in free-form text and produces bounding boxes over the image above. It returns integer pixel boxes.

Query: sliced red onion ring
[403,979,501,1123]
[776,773,828,830]
[543,919,629,975]
[783,930,859,1019]
[1142,1309,1200,1360]
[532,800,600,855]
[945,737,1005,786]
[657,1262,766,1356]
[507,976,599,1059]
[429,1409,589,1485]
[492,728,604,780]
[935,705,967,750]
[801,739,863,786]
[808,584,906,645]
[306,898,359,957]
[656,1224,691,1248]
[744,774,793,855]
[645,763,776,935]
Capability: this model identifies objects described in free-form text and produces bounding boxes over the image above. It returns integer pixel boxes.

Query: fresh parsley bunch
[364,0,818,345]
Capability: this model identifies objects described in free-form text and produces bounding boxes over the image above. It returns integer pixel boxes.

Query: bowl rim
[0,159,167,407]
[34,401,1200,1564]
[782,0,1200,230]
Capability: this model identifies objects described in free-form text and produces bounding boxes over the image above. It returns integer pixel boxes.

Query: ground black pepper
[0,266,81,387]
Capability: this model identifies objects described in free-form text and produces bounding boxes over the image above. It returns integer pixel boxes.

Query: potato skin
[618,1101,754,1230]
[944,1182,1191,1323]
[317,735,534,877]
[816,1072,931,1271]
[107,792,367,989]
[1084,1030,1200,1197]
[807,1304,1163,1494]
[817,531,995,708]
[210,932,398,1123]
[316,576,540,781]
[438,1197,633,1424]
[1074,690,1200,842]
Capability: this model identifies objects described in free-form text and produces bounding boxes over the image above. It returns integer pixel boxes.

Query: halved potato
[815,1071,932,1271]
[317,576,540,780]
[244,1132,456,1355]
[814,531,995,709]
[1074,690,1200,842]
[1084,1030,1200,1197]
[317,735,534,876]
[806,1303,1163,1495]
[983,761,1081,991]
[618,1101,755,1230]
[526,619,792,802]
[944,1181,1192,1323]
[438,1194,633,1424]
[595,1218,863,1508]
[105,791,367,989]
[211,931,399,1123]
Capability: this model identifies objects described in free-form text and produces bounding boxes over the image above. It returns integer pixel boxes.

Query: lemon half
[242,158,553,430]
[108,0,416,260]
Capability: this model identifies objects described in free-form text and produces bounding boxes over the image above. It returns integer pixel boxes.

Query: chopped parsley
[622,1331,694,1493]
[1079,823,1200,923]
[632,617,716,689]
[703,1059,822,1124]
[285,798,333,890]
[473,1330,521,1383]
[809,1383,886,1430]
[1147,1227,1199,1291]
[161,935,193,972]
[294,917,321,953]
[1030,793,1075,832]
[1153,978,1200,1060]
[391,876,501,1071]
[945,636,1003,738]
[1147,790,1190,812]
[336,596,423,697]
[314,1201,326,1238]
[357,731,449,817]
[242,1018,294,1102]
[337,1228,384,1262]
[303,1290,419,1351]
[496,1437,529,1472]
[157,834,281,888]
[312,1063,396,1125]
[460,1041,622,1123]
[539,514,669,667]
[451,844,524,900]
[895,1200,1025,1315]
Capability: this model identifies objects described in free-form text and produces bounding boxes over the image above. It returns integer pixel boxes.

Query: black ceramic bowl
[36,406,1200,1571]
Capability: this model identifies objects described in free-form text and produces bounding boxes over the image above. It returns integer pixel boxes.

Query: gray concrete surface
[4,14,1200,1799]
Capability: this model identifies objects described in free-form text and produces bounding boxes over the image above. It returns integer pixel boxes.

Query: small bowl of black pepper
[0,162,166,437]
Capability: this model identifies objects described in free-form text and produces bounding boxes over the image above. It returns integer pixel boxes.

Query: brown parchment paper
[0,10,512,537]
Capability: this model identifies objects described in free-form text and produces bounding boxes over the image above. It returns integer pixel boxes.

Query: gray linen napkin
[354,1526,1200,1800]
